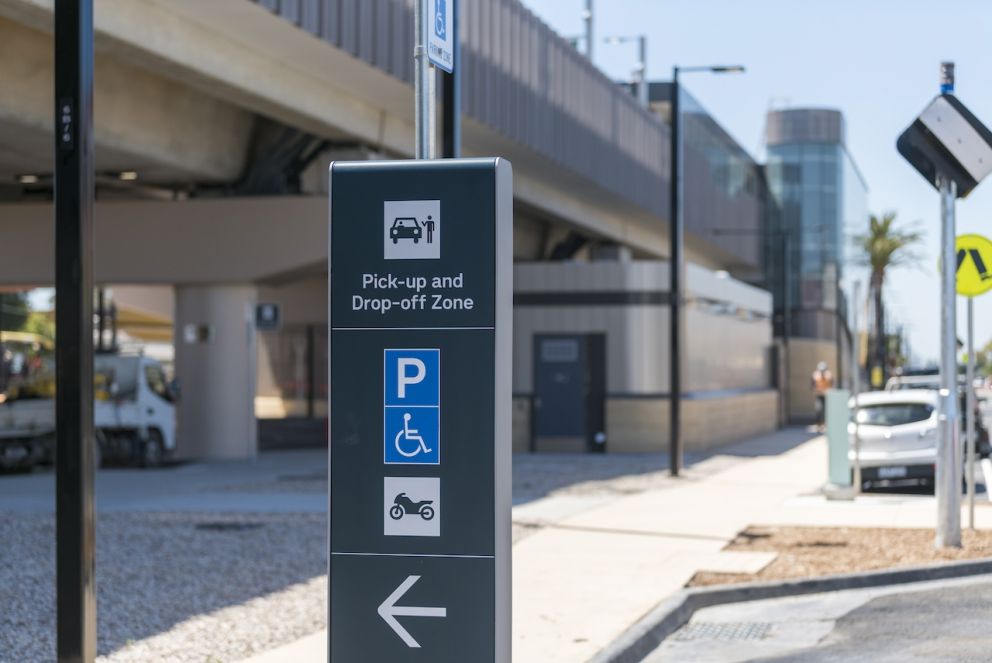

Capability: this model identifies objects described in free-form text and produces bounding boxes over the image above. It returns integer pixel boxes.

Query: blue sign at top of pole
[427,0,455,73]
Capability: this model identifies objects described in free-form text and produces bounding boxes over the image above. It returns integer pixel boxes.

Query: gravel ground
[0,429,814,661]
[0,512,326,663]
[688,525,992,587]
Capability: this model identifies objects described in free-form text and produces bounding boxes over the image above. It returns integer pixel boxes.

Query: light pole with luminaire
[604,35,648,107]
[669,64,745,477]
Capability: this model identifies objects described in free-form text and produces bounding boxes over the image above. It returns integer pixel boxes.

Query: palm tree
[854,212,923,382]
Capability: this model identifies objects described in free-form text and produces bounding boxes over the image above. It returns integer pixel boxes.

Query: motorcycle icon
[389,492,435,521]
[394,412,433,457]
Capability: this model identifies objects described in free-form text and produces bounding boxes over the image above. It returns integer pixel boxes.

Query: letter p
[397,358,426,399]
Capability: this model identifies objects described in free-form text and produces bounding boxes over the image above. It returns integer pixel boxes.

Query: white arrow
[377,575,447,648]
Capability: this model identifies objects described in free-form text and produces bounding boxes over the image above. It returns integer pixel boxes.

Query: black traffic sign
[328,158,512,662]
[898,93,992,198]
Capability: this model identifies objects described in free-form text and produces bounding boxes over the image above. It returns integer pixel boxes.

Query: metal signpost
[851,280,862,495]
[327,159,512,662]
[440,0,460,159]
[898,62,992,547]
[954,233,992,529]
[54,1,97,661]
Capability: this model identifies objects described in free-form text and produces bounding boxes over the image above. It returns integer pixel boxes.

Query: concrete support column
[174,284,257,459]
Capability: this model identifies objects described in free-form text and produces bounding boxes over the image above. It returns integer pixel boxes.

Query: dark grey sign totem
[328,159,512,662]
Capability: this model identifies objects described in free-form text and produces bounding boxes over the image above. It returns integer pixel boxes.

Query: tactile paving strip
[672,621,773,642]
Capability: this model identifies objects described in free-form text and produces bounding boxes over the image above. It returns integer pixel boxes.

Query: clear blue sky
[521,0,992,364]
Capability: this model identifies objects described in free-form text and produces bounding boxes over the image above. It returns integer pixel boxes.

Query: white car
[849,390,939,488]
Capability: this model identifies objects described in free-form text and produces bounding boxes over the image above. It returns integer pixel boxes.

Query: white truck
[0,353,177,470]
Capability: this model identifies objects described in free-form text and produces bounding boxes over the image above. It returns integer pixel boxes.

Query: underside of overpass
[0,0,765,458]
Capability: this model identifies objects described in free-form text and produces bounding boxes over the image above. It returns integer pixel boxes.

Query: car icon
[390,217,422,244]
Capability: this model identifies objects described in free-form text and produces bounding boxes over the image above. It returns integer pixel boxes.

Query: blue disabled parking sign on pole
[427,0,454,73]
[384,349,441,464]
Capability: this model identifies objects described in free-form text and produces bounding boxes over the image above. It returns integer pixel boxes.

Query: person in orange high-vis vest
[811,361,834,430]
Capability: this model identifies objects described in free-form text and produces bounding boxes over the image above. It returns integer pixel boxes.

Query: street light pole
[583,0,593,61]
[637,36,648,107]
[669,66,683,476]
[603,35,649,108]
[667,65,745,476]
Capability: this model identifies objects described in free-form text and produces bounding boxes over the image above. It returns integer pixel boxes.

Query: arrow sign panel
[378,575,447,648]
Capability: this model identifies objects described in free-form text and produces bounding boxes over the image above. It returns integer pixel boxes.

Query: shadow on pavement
[513,427,820,506]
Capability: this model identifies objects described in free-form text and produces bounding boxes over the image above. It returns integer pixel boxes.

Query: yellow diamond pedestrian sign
[956,234,992,297]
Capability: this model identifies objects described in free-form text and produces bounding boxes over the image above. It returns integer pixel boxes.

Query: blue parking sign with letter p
[384,349,439,406]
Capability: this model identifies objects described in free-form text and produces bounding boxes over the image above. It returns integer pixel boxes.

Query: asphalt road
[648,574,992,663]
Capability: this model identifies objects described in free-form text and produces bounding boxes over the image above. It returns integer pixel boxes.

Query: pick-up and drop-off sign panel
[328,159,512,662]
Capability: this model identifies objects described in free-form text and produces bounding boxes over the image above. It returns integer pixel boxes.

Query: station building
[0,0,846,458]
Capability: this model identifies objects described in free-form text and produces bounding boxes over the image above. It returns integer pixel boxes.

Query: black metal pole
[109,301,117,351]
[669,68,682,476]
[441,0,461,159]
[306,324,315,419]
[96,288,104,352]
[0,294,7,395]
[55,1,96,661]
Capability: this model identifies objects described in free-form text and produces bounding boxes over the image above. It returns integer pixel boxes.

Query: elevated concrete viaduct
[0,0,769,458]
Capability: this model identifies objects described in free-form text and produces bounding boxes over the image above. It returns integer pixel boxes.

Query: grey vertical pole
[441,0,460,159]
[669,67,683,476]
[782,228,791,423]
[583,0,593,60]
[637,36,648,107]
[937,174,961,548]
[414,0,436,159]
[851,280,862,494]
[967,297,976,529]
[54,0,97,661]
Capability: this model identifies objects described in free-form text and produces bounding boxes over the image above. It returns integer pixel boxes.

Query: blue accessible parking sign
[384,349,440,464]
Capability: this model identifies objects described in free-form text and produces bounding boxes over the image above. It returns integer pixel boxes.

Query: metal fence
[251,0,669,218]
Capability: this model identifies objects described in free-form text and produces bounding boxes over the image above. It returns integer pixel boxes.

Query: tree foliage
[0,292,30,332]
[853,212,924,375]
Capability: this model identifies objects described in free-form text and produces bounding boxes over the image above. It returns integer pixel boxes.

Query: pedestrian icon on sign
[422,215,436,244]
[955,234,992,297]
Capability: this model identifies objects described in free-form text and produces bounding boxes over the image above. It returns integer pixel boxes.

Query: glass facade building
[648,83,768,280]
[764,109,868,340]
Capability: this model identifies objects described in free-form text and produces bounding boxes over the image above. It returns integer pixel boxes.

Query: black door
[532,334,606,452]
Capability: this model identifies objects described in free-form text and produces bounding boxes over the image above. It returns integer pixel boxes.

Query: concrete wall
[512,259,778,452]
[607,391,779,453]
[511,391,779,454]
[513,260,773,394]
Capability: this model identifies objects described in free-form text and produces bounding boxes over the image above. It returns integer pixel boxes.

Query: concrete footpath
[239,428,992,662]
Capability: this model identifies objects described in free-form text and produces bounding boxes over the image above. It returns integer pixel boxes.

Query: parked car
[849,390,990,490]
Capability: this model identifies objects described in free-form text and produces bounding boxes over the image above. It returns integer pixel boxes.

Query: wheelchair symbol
[434,0,446,39]
[394,412,433,458]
